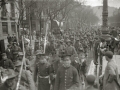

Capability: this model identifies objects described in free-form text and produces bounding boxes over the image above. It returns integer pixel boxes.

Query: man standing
[101,51,120,90]
[54,55,79,90]
[15,61,35,90]
[5,44,13,60]
[50,55,63,90]
[0,69,26,90]
[34,53,51,90]
[0,53,14,69]
[65,40,77,59]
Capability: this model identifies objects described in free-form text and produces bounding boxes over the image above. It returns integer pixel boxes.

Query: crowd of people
[0,26,120,90]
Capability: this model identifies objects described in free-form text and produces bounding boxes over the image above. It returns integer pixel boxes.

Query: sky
[83,0,120,8]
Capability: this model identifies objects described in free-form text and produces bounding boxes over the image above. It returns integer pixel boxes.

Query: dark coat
[0,82,26,90]
[0,59,14,69]
[54,65,79,90]
[65,46,77,56]
[34,62,51,90]
[103,60,120,90]
[16,70,35,90]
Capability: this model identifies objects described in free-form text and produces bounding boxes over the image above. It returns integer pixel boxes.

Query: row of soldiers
[0,35,35,90]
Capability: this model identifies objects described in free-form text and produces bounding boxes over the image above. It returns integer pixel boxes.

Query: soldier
[0,69,26,90]
[5,44,13,61]
[100,51,120,90]
[50,54,63,90]
[0,53,14,69]
[34,53,51,90]
[17,52,31,71]
[65,39,77,59]
[24,43,32,60]
[54,55,79,90]
[15,61,35,90]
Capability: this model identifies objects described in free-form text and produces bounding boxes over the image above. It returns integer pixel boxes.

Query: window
[10,3,15,17]
[2,22,8,34]
[11,22,16,33]
[1,5,7,17]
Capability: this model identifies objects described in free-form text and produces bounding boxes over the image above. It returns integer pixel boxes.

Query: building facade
[0,0,19,38]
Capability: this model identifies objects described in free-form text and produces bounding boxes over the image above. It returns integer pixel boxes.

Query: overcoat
[103,60,120,90]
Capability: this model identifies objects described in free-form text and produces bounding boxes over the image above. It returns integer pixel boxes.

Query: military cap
[62,54,71,60]
[1,53,6,56]
[13,52,18,55]
[104,51,113,59]
[35,50,43,55]
[86,75,96,85]
[15,60,22,67]
[5,69,18,80]
[66,39,71,42]
[76,38,79,41]
[18,52,24,55]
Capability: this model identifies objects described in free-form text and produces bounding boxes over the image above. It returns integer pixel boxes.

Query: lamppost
[101,0,111,40]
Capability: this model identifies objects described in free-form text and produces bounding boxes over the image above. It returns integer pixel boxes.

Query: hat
[86,75,96,85]
[15,61,22,67]
[5,69,18,80]
[104,51,113,59]
[1,53,6,56]
[18,52,24,55]
[13,52,18,55]
[35,50,43,55]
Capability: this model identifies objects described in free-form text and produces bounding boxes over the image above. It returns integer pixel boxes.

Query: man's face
[19,55,23,60]
[40,57,47,64]
[6,78,16,87]
[15,66,21,71]
[63,57,71,67]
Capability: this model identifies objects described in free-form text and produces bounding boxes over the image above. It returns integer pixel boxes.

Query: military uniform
[34,60,51,90]
[0,53,14,69]
[54,65,79,90]
[50,59,63,90]
[15,61,35,90]
[0,69,26,90]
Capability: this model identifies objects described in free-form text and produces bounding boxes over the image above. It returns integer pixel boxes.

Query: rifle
[16,36,26,90]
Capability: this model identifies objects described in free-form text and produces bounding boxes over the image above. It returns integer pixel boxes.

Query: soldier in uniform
[17,52,31,72]
[0,69,26,90]
[5,44,13,61]
[50,53,64,90]
[24,43,32,60]
[15,61,35,90]
[0,53,14,69]
[65,39,77,60]
[54,55,79,90]
[34,53,51,90]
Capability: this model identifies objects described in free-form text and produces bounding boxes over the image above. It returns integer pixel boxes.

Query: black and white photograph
[0,0,120,90]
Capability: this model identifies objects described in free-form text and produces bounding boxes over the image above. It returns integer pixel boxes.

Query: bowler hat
[86,75,96,85]
[104,51,113,59]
